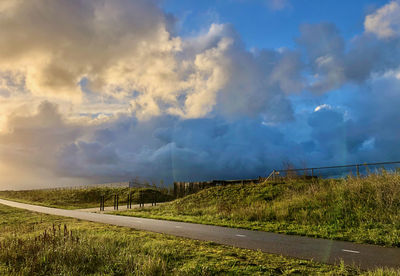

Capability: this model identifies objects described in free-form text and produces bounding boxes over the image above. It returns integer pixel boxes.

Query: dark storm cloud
[0,0,400,189]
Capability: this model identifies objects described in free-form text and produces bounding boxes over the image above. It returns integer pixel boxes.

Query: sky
[0,0,399,190]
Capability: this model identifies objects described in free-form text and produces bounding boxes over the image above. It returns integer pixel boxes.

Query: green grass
[0,186,173,209]
[0,203,361,275]
[114,172,400,247]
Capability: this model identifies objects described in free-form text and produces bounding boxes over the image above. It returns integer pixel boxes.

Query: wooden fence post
[114,194,119,210]
[100,196,104,211]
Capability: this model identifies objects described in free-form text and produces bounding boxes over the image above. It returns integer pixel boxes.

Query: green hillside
[116,172,400,247]
[0,186,173,209]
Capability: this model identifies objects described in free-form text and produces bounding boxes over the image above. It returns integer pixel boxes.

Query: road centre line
[342,249,360,254]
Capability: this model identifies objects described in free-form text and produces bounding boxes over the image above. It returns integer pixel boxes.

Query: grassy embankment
[0,203,360,275]
[0,187,173,209]
[115,172,400,247]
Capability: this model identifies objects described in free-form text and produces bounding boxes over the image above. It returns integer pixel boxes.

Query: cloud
[351,76,400,161]
[0,0,400,189]
[314,104,331,112]
[297,21,400,93]
[0,99,296,188]
[265,0,291,11]
[0,101,85,189]
[308,106,364,160]
[0,102,81,167]
[128,23,300,121]
[2,73,400,189]
[0,0,174,101]
[365,0,400,39]
[0,1,298,123]
[297,23,346,93]
[55,114,287,182]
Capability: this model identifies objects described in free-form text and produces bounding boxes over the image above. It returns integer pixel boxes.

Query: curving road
[1,198,399,270]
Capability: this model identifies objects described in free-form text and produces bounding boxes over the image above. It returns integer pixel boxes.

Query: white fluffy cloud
[0,0,299,122]
[365,1,400,39]
[0,0,175,100]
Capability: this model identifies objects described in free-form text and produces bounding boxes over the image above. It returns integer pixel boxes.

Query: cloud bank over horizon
[0,0,399,189]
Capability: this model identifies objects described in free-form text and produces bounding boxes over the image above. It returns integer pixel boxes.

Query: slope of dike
[115,172,400,247]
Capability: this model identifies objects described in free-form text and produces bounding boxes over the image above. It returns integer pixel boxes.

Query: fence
[174,161,400,197]
[269,161,400,180]
[96,161,400,207]
[174,177,266,198]
[99,189,162,211]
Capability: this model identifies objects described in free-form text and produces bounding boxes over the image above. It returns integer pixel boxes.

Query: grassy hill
[0,203,362,275]
[0,186,173,209]
[115,171,400,247]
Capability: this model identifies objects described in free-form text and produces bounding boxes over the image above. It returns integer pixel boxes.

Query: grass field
[0,186,173,209]
[0,203,364,275]
[114,172,400,247]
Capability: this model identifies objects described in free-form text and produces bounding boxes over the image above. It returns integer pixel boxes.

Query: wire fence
[269,161,400,180]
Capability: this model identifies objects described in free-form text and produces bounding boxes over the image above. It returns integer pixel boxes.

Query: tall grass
[0,225,170,275]
[118,171,400,247]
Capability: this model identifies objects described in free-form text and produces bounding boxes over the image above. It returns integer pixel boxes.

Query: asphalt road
[1,198,399,270]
